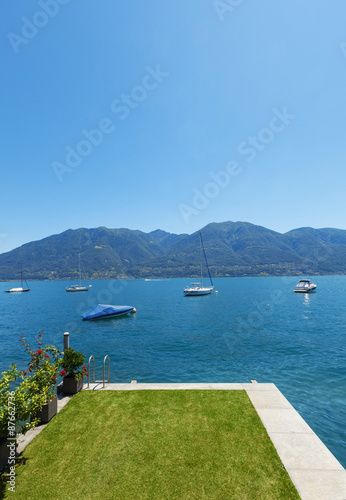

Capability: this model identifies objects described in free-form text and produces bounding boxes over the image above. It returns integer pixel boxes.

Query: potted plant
[19,331,63,424]
[61,347,87,394]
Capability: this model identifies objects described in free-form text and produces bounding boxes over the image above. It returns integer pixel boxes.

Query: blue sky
[2,0,346,253]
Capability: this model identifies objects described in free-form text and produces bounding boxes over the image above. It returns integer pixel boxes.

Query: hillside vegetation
[0,222,345,280]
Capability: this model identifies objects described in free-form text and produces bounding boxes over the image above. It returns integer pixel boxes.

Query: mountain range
[1,221,346,280]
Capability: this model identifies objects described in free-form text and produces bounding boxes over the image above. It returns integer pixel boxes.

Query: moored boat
[5,266,30,293]
[82,304,136,320]
[66,284,92,292]
[66,254,91,292]
[184,231,215,296]
[294,279,317,293]
[183,283,214,296]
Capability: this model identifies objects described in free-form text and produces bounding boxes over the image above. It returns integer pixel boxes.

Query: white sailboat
[5,265,30,293]
[184,231,215,296]
[66,254,91,292]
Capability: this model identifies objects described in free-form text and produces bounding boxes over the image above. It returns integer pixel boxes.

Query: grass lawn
[0,390,300,499]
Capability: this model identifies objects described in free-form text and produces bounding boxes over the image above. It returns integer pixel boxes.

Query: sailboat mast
[199,235,203,286]
[199,231,214,287]
[79,254,81,286]
[21,264,23,288]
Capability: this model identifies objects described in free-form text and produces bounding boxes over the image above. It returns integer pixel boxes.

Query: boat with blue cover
[82,304,136,320]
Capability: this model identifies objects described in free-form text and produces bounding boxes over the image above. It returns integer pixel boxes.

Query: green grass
[0,391,300,499]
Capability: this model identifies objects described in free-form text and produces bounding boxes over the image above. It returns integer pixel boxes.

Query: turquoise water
[1,275,346,467]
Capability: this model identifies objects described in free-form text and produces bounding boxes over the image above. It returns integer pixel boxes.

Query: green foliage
[19,331,63,403]
[0,364,45,437]
[0,364,22,438]
[62,348,86,380]
[0,332,63,438]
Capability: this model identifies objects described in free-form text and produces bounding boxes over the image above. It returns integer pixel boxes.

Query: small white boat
[184,231,215,296]
[5,266,30,293]
[66,254,92,292]
[184,283,213,296]
[66,284,92,292]
[294,279,317,293]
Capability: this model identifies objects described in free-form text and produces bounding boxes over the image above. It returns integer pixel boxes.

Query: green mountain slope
[1,222,346,280]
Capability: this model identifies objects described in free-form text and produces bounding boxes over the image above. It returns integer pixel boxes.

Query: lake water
[1,275,345,467]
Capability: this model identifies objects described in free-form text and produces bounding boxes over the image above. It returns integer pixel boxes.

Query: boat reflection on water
[303,293,310,306]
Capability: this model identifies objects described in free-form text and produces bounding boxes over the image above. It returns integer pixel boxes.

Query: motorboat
[294,279,317,293]
[5,266,30,293]
[66,254,92,292]
[82,304,136,320]
[184,231,215,296]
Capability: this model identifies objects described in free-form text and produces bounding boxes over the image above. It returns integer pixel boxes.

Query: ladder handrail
[103,355,110,388]
[86,355,110,388]
[87,355,95,388]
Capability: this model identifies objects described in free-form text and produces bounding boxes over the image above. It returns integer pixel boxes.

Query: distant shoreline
[1,272,346,282]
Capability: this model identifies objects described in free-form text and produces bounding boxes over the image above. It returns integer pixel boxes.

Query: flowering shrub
[62,348,86,381]
[19,331,63,403]
[0,364,49,437]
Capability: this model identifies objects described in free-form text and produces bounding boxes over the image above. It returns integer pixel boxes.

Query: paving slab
[270,433,344,470]
[288,470,346,500]
[246,384,346,499]
[246,388,294,409]
[84,382,244,391]
[256,408,314,434]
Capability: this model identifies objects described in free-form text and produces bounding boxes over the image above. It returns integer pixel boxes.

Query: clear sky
[2,0,346,253]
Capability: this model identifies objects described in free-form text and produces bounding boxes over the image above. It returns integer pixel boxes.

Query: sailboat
[5,265,30,293]
[66,254,92,292]
[184,231,215,296]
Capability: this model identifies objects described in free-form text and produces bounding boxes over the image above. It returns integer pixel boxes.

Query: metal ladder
[87,355,110,389]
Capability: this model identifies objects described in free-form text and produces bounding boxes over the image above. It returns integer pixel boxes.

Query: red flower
[45,354,50,358]
[52,376,56,381]
[23,370,27,376]
[83,365,86,369]
[60,370,66,376]
[85,373,88,377]
[37,350,42,355]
